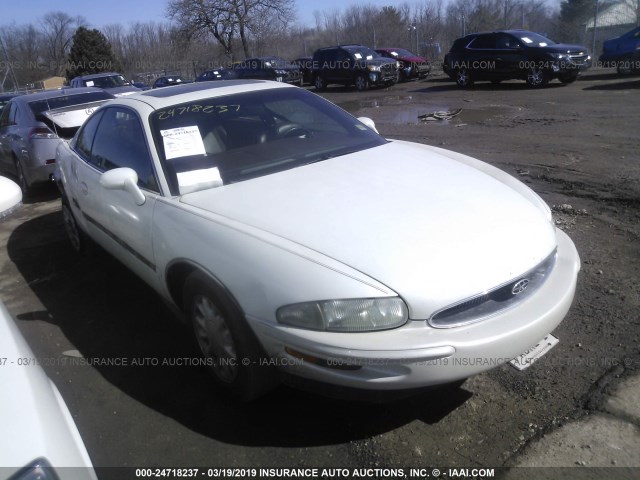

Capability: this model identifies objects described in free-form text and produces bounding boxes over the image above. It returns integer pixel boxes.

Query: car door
[76,106,161,286]
[494,33,524,77]
[466,34,497,80]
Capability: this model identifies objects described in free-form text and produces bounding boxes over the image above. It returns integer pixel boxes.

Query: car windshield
[516,32,556,47]
[344,46,379,60]
[261,57,290,68]
[84,75,130,88]
[149,88,387,195]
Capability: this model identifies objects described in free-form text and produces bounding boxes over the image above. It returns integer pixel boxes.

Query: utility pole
[591,0,599,57]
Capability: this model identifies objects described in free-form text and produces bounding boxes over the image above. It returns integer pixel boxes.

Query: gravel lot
[0,69,638,477]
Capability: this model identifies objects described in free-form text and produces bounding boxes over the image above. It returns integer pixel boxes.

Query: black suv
[312,45,398,91]
[443,30,590,88]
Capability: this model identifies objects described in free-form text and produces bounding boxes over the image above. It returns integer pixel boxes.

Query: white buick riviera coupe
[56,81,580,400]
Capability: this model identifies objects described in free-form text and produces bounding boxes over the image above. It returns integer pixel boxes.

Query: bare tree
[167,0,294,60]
[41,11,86,76]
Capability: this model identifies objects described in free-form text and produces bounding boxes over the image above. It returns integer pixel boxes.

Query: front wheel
[559,72,578,84]
[183,272,276,401]
[526,67,549,88]
[354,74,369,91]
[314,75,327,91]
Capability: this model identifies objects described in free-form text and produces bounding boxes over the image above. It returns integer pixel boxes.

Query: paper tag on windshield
[177,167,223,194]
[161,125,206,160]
[354,53,362,59]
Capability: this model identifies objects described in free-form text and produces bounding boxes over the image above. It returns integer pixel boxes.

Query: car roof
[11,87,113,103]
[72,72,124,80]
[316,44,370,50]
[118,79,294,110]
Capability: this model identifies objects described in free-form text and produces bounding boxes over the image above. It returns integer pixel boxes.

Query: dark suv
[312,45,398,91]
[443,30,590,88]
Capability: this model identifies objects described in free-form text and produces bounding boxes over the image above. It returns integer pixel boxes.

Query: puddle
[338,96,519,126]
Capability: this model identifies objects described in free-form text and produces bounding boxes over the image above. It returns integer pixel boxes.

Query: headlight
[367,65,381,72]
[550,53,570,61]
[277,297,408,332]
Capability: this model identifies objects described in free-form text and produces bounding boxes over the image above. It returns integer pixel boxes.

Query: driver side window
[89,107,159,192]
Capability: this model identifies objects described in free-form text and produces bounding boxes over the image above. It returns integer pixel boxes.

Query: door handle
[80,182,88,195]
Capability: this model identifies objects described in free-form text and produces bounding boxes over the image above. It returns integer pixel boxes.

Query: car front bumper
[248,228,580,391]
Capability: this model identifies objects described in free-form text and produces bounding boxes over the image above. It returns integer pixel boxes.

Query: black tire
[455,68,473,88]
[526,67,549,88]
[617,61,632,76]
[61,200,93,255]
[354,74,369,91]
[559,72,578,84]
[314,74,327,91]
[183,271,276,401]
[14,158,30,196]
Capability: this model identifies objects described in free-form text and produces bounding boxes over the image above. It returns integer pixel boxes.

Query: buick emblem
[511,278,530,295]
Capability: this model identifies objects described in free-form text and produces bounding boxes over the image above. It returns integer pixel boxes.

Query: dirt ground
[0,69,638,477]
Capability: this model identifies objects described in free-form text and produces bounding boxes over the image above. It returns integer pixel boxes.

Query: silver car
[0,88,113,194]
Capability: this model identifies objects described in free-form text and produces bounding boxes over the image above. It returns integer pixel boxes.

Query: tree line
[0,0,602,90]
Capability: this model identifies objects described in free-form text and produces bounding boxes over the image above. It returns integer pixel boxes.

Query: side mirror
[100,168,146,206]
[357,116,379,133]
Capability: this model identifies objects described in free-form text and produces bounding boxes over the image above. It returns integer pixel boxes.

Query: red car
[376,48,431,81]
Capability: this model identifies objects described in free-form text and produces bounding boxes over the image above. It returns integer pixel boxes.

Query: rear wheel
[617,60,632,75]
[14,158,30,196]
[455,68,473,88]
[61,200,93,254]
[183,272,276,401]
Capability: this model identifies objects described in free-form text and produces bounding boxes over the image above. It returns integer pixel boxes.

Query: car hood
[181,141,556,318]
[398,54,428,63]
[545,43,589,54]
[358,58,397,67]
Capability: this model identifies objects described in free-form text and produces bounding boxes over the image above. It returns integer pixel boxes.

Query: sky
[0,0,411,30]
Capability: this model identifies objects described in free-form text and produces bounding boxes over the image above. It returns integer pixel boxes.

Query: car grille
[284,71,301,83]
[569,53,589,66]
[380,63,397,80]
[428,250,557,328]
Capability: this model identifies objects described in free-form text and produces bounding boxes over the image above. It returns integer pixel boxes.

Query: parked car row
[0,88,114,194]
[195,46,432,92]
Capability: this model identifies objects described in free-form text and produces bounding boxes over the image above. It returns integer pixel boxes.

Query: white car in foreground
[0,301,96,479]
[55,80,580,400]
